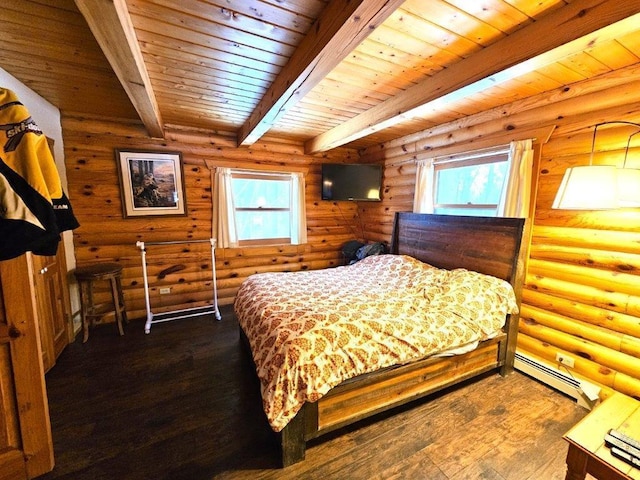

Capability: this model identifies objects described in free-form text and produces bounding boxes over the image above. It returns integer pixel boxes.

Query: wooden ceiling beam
[237,0,405,147]
[74,0,164,138]
[305,0,640,153]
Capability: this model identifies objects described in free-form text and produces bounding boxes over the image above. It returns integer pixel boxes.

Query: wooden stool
[74,263,127,343]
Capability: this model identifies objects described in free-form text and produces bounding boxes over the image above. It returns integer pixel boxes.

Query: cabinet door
[0,255,54,478]
[0,315,28,480]
[32,255,58,372]
[31,247,71,373]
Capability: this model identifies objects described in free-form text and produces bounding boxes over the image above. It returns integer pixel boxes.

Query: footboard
[281,332,508,466]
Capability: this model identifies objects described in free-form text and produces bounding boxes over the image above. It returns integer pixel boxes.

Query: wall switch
[159,287,171,294]
[555,352,575,368]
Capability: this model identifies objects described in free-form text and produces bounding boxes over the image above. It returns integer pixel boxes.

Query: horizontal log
[217,250,341,270]
[360,221,395,235]
[381,161,418,179]
[525,273,637,316]
[74,231,212,247]
[63,114,149,136]
[219,244,305,259]
[380,174,417,190]
[72,209,212,223]
[363,232,390,245]
[521,304,640,358]
[532,225,640,253]
[528,258,640,297]
[533,208,640,232]
[518,317,640,380]
[522,288,640,339]
[374,149,418,166]
[529,243,640,274]
[537,147,640,177]
[542,118,640,159]
[165,127,240,149]
[380,183,416,196]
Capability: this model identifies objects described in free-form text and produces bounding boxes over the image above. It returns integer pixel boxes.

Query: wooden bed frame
[243,212,526,467]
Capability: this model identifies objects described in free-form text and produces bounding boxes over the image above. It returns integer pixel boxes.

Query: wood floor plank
[40,305,588,479]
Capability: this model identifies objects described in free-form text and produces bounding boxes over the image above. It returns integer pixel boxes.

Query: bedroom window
[230,172,292,245]
[213,167,307,248]
[414,139,534,218]
[433,148,510,216]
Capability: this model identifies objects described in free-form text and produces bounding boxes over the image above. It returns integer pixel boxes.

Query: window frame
[432,146,510,216]
[229,170,294,247]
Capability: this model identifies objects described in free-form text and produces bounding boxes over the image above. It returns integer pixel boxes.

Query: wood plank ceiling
[2,0,640,153]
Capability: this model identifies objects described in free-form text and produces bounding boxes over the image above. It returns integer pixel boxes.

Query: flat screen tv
[321,163,382,201]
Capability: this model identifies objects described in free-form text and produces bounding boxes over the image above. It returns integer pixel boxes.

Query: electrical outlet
[159,287,171,295]
[555,352,575,368]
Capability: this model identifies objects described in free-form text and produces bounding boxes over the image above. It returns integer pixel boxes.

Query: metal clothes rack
[136,238,222,334]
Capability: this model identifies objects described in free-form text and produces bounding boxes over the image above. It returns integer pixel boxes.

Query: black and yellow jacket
[0,88,79,261]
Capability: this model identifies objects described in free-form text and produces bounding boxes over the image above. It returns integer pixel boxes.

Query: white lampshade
[617,168,640,207]
[552,165,619,210]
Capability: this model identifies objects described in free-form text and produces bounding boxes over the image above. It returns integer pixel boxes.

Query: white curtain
[290,172,307,245]
[212,167,238,248]
[413,158,435,213]
[498,139,534,218]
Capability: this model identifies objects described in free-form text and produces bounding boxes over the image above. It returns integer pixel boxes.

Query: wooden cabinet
[30,244,73,373]
[0,254,55,478]
[0,243,72,477]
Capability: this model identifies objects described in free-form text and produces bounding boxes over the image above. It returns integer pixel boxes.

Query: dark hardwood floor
[40,305,587,480]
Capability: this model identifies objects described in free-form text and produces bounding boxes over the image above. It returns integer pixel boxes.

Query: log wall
[359,64,640,401]
[524,125,640,399]
[62,115,361,321]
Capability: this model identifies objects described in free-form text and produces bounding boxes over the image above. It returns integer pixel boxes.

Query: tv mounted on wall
[321,163,383,201]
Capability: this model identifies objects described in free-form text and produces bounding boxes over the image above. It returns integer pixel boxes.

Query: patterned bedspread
[234,254,518,432]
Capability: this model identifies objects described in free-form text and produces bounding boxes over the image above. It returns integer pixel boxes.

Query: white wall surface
[0,67,67,186]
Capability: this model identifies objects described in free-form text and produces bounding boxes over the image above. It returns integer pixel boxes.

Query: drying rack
[136,238,222,334]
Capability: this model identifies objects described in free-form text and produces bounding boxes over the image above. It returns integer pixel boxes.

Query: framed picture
[116,149,187,218]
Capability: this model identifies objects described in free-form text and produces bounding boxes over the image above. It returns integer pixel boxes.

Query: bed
[235,212,526,466]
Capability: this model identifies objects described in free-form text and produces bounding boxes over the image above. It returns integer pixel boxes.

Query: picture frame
[115,149,187,218]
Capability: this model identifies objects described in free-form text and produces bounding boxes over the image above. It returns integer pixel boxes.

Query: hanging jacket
[0,88,79,261]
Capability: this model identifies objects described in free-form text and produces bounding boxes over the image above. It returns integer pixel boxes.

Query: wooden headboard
[390,212,525,286]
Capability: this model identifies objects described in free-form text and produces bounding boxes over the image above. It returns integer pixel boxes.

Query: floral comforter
[234,254,518,432]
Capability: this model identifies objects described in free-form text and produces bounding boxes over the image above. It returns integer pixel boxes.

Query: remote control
[605,432,640,461]
[609,429,640,451]
[610,446,640,469]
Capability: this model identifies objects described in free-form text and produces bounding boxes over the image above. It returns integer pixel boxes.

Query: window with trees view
[230,172,293,245]
[432,147,510,216]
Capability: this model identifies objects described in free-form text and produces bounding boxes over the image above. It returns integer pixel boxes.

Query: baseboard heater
[514,351,600,410]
